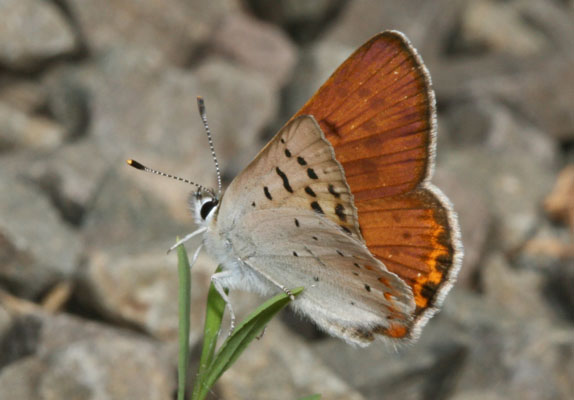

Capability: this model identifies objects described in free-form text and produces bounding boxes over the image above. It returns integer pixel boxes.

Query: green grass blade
[191,265,227,400]
[176,243,192,400]
[196,287,303,399]
[298,395,322,400]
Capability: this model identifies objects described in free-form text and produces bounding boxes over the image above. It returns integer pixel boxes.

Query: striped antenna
[197,97,222,196]
[126,159,215,196]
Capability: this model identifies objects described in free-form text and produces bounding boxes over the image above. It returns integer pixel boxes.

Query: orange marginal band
[293,32,458,339]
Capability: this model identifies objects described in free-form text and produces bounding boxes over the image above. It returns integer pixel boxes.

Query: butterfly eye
[200,200,218,220]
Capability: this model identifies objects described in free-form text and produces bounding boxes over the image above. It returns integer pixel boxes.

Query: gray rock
[321,0,453,51]
[441,99,496,147]
[443,290,574,400]
[24,137,108,225]
[77,250,214,342]
[75,46,218,223]
[544,165,574,227]
[43,70,91,140]
[282,40,354,124]
[63,0,237,66]
[0,80,46,114]
[514,0,574,54]
[0,311,174,400]
[0,173,81,298]
[217,318,365,400]
[547,259,574,323]
[450,391,508,400]
[86,46,203,159]
[481,254,556,320]
[0,311,42,370]
[0,0,78,71]
[429,1,574,143]
[439,105,556,252]
[212,13,297,89]
[246,0,349,42]
[0,307,9,341]
[81,171,188,252]
[194,58,279,176]
[312,307,467,399]
[82,44,277,185]
[513,220,572,273]
[433,168,491,288]
[0,102,67,151]
[457,0,547,56]
[485,58,574,142]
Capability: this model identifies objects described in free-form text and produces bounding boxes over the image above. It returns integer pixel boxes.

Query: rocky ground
[1,0,573,399]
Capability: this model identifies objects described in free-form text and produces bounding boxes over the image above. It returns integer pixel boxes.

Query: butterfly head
[191,189,220,226]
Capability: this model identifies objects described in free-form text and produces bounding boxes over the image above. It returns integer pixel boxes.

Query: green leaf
[298,395,322,400]
[191,265,227,400]
[195,287,303,400]
[176,243,192,400]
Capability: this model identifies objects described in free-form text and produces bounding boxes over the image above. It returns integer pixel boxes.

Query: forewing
[293,31,435,199]
[219,115,362,239]
[229,207,415,346]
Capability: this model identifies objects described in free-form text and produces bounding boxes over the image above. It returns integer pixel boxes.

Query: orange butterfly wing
[293,31,462,339]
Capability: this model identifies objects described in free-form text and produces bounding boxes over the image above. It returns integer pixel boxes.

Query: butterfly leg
[240,257,295,301]
[256,326,267,340]
[211,270,237,333]
[188,244,203,269]
[168,227,207,253]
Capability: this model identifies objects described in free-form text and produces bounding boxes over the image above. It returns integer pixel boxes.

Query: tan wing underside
[230,208,415,346]
[221,115,362,240]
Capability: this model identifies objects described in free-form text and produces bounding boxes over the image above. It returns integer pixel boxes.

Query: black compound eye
[200,200,218,220]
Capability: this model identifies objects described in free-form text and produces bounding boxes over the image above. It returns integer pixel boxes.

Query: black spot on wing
[310,201,323,214]
[276,167,293,193]
[335,204,346,222]
[421,281,439,303]
[336,250,344,257]
[328,184,340,198]
[364,284,371,292]
[313,276,319,282]
[284,149,291,158]
[305,186,316,197]
[251,201,256,207]
[297,156,307,166]
[294,218,300,227]
[264,186,272,200]
[340,225,352,235]
[435,254,452,272]
[293,251,298,257]
[307,168,318,179]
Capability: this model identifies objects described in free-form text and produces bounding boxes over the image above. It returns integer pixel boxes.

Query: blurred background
[1,0,573,399]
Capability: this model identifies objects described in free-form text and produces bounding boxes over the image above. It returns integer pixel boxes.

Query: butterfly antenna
[197,96,222,196]
[126,159,215,196]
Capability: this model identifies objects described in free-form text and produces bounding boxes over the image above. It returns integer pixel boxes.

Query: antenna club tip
[126,159,145,170]
[197,96,205,113]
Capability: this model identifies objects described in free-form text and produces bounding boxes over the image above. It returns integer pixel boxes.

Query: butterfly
[128,30,462,346]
